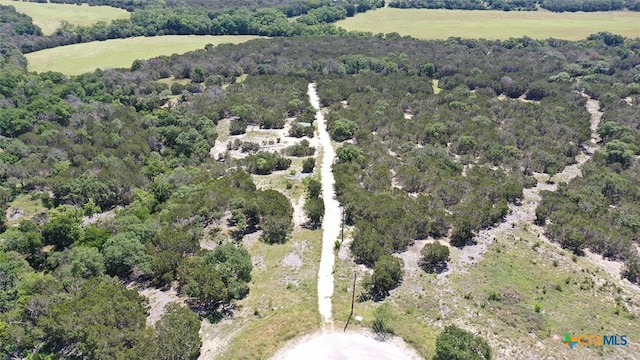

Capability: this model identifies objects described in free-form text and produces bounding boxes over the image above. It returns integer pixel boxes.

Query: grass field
[0,0,129,35]
[25,35,262,75]
[336,8,640,40]
[332,224,640,359]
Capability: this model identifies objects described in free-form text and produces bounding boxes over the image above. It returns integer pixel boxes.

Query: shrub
[302,157,315,173]
[434,325,492,360]
[420,241,450,273]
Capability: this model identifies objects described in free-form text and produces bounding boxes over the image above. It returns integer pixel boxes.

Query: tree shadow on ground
[187,301,237,324]
[302,220,321,230]
[419,260,449,274]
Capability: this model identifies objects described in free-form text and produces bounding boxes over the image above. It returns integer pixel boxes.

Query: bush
[289,122,314,138]
[229,120,247,135]
[420,241,450,273]
[371,255,403,298]
[282,139,315,157]
[246,152,291,175]
[303,197,324,228]
[302,157,315,173]
[330,118,358,141]
[306,178,321,198]
[434,325,492,360]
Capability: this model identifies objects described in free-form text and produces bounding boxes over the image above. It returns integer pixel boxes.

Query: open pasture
[0,0,129,35]
[336,7,640,40]
[25,35,261,75]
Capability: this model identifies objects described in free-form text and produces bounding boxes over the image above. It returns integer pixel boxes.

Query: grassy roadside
[202,116,322,359]
[213,227,322,359]
[25,35,261,75]
[0,0,128,35]
[335,7,640,40]
[331,218,640,359]
[447,227,640,359]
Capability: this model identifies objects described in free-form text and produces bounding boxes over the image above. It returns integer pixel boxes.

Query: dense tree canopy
[1,7,640,357]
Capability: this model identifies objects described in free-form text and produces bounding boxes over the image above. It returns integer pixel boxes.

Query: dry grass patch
[336,8,640,40]
[25,35,261,75]
[0,0,129,35]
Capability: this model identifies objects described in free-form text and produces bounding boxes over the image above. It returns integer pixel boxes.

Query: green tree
[433,325,492,360]
[178,243,252,310]
[38,278,148,359]
[420,62,436,77]
[306,178,322,198]
[304,197,324,228]
[2,221,43,260]
[420,241,450,273]
[102,233,150,278]
[331,118,358,141]
[336,144,363,163]
[261,216,292,244]
[622,255,640,284]
[42,205,82,250]
[70,246,105,278]
[371,255,403,297]
[302,157,315,173]
[154,303,201,360]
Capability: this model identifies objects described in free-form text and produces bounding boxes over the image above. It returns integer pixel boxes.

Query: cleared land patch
[336,8,640,40]
[25,35,261,75]
[0,0,129,35]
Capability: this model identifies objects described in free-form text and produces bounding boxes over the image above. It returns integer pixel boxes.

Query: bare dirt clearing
[272,331,422,360]
[138,286,183,326]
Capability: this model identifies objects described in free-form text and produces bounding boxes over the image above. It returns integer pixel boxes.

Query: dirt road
[308,83,340,325]
[272,331,422,360]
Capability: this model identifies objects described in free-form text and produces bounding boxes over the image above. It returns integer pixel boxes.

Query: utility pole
[341,206,345,244]
[344,271,356,332]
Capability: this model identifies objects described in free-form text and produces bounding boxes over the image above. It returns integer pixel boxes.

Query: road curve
[308,83,340,325]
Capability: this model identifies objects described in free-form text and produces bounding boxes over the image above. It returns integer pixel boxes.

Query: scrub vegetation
[1,1,640,359]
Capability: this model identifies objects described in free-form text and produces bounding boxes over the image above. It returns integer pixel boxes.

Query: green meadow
[25,35,262,75]
[0,0,129,35]
[336,7,640,40]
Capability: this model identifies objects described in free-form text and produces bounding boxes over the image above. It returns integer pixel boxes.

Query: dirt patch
[584,249,623,280]
[199,318,240,360]
[397,239,428,273]
[82,208,119,226]
[138,284,184,327]
[6,208,24,222]
[271,330,422,360]
[282,252,303,269]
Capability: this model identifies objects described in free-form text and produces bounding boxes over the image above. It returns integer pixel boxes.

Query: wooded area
[1,1,640,356]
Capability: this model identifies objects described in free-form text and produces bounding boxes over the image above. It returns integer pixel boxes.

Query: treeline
[11,0,381,53]
[539,0,640,12]
[0,168,286,357]
[0,5,42,37]
[389,0,640,11]
[24,0,378,14]
[389,0,537,11]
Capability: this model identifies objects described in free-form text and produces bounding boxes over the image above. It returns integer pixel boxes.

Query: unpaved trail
[308,83,340,325]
